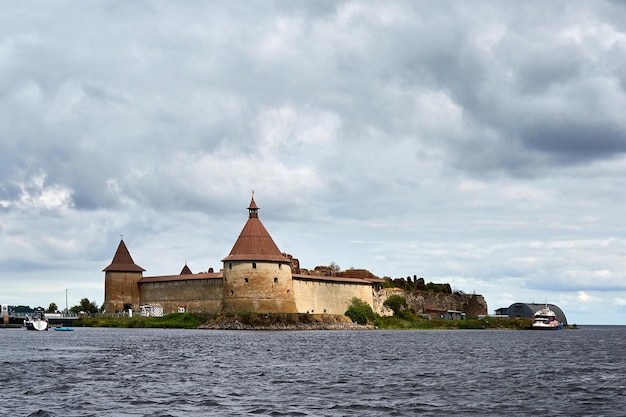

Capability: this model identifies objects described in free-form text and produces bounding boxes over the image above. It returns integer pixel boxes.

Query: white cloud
[613,297,626,306]
[10,174,74,210]
[256,105,340,158]
[577,291,601,303]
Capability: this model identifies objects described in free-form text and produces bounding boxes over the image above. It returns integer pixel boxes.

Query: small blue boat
[53,327,74,331]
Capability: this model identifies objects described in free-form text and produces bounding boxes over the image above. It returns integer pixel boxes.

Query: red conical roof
[103,239,145,272]
[180,264,193,275]
[222,197,290,263]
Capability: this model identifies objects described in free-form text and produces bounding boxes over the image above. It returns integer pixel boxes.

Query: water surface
[1,326,624,416]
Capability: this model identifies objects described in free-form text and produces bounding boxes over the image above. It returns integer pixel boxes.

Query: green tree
[70,298,100,315]
[345,297,376,325]
[383,295,408,316]
[46,303,58,313]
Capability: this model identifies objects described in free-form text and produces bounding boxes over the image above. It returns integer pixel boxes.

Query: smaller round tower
[103,239,145,313]
[222,197,297,313]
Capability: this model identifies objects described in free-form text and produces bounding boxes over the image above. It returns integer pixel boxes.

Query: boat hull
[531,323,563,330]
[25,320,48,331]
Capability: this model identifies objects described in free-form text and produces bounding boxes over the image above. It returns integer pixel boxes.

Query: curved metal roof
[508,302,568,325]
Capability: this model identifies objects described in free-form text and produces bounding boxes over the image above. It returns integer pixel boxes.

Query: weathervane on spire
[248,190,259,217]
[120,234,124,241]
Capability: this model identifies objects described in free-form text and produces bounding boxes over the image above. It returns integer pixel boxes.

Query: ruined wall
[373,288,488,318]
[139,279,223,314]
[293,279,375,315]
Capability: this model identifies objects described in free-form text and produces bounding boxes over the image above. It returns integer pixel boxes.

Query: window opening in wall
[252,262,257,269]
[230,290,234,295]
[274,277,278,283]
[244,277,249,283]
[279,264,282,270]
[229,263,232,270]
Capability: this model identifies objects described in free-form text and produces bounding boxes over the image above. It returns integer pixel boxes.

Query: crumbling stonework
[373,288,488,318]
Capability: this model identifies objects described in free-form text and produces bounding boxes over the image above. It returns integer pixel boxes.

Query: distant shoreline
[70,312,544,330]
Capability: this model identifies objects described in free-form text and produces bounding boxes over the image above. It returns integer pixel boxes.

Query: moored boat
[53,327,74,331]
[532,305,563,330]
[25,313,49,331]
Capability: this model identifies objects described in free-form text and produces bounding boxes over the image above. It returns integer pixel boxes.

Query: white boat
[25,313,49,331]
[531,305,563,330]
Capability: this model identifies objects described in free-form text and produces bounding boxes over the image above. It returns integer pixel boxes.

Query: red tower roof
[103,239,145,272]
[222,197,290,263]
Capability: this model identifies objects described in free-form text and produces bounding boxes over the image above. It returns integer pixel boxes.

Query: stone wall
[104,271,142,313]
[139,278,223,314]
[293,278,375,315]
[373,288,488,318]
[132,270,487,318]
[222,260,297,313]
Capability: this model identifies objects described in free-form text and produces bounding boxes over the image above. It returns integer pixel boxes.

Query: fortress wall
[293,279,374,315]
[139,279,223,314]
[222,261,297,313]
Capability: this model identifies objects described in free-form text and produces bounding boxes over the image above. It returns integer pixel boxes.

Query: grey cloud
[521,123,626,162]
[3,1,626,324]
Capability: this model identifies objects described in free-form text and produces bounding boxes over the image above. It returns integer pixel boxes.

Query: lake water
[1,326,624,416]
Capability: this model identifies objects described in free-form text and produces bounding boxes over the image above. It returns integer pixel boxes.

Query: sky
[2,1,626,325]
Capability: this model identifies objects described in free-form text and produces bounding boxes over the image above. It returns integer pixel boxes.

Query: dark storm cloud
[365,2,626,175]
[521,123,626,162]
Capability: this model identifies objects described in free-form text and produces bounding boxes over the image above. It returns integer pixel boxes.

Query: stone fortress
[103,196,487,318]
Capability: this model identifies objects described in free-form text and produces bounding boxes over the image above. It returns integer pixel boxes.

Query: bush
[345,297,376,325]
[381,277,395,288]
[383,295,408,316]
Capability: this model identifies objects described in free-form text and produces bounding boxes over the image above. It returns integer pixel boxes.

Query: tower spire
[248,193,259,218]
[222,194,288,263]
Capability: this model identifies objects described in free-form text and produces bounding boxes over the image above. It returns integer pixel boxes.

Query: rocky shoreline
[197,313,374,330]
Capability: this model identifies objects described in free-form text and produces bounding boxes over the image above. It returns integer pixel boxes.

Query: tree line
[45,298,100,315]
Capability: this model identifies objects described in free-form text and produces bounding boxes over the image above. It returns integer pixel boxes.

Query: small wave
[26,411,55,417]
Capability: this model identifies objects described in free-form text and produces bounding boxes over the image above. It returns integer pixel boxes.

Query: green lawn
[74,313,207,328]
[374,316,534,330]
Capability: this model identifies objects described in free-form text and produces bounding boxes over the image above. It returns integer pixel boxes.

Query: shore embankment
[73,312,374,330]
[198,313,374,330]
[72,312,545,330]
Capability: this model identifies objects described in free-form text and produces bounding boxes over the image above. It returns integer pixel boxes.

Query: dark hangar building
[496,303,568,326]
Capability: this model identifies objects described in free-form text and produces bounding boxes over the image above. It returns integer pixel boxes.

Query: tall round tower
[103,239,145,313]
[221,197,297,313]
